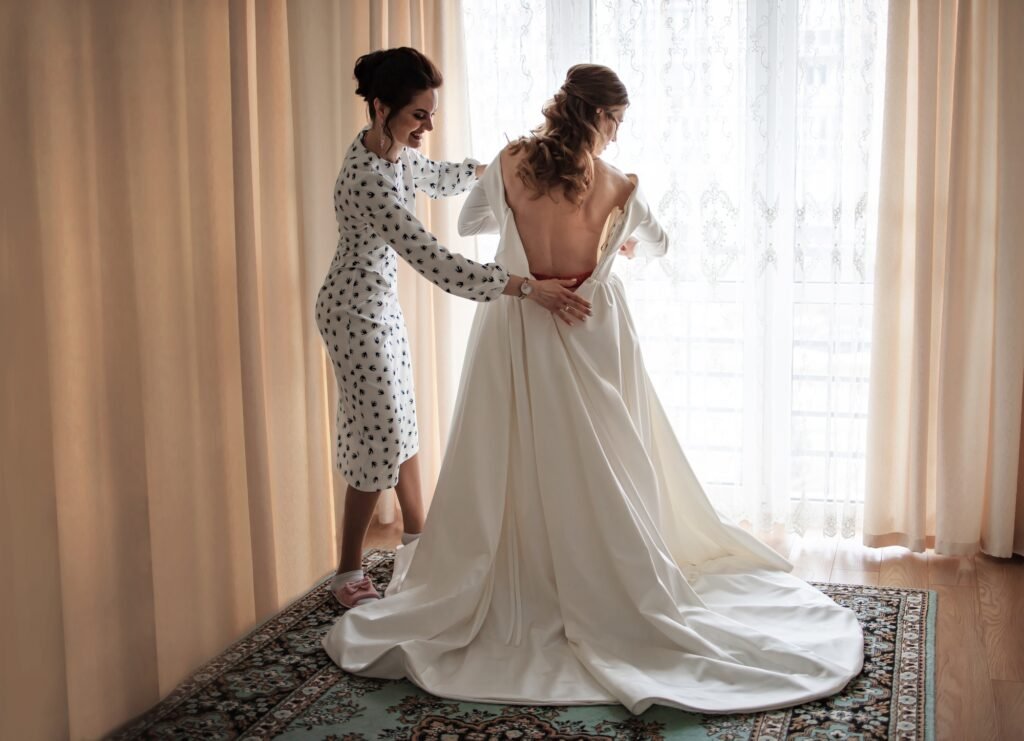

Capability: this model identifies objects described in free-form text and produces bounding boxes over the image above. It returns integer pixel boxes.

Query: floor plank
[975,555,1024,682]
[992,680,1024,741]
[830,568,880,586]
[365,514,402,550]
[879,546,931,588]
[786,534,838,582]
[929,552,977,586]
[933,585,1000,741]
[832,538,883,573]
[748,523,793,559]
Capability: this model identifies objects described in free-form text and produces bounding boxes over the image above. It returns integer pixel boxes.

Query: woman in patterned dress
[316,47,592,608]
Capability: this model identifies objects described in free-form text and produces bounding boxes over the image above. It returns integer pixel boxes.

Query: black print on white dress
[315,129,509,490]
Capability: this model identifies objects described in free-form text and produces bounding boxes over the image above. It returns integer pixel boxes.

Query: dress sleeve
[632,201,670,258]
[457,180,500,236]
[350,172,509,302]
[627,177,669,258]
[407,149,480,199]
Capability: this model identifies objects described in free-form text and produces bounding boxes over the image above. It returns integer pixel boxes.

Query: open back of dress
[323,155,864,715]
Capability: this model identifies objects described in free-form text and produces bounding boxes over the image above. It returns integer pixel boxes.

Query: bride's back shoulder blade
[595,159,637,208]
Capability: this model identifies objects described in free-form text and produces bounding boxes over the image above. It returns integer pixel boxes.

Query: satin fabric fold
[323,156,863,714]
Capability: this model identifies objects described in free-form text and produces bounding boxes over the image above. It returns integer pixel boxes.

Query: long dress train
[322,155,864,715]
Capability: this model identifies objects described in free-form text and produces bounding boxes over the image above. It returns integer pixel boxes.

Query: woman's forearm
[502,274,524,297]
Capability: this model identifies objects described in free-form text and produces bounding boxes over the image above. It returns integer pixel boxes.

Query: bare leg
[337,484,382,574]
[394,454,425,534]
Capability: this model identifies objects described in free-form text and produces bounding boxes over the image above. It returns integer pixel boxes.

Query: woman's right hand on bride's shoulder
[528,278,593,326]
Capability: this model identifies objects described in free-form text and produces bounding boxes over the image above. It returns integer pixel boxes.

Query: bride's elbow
[655,235,669,256]
[639,234,669,258]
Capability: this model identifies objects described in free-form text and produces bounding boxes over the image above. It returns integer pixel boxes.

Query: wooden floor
[366,518,1024,741]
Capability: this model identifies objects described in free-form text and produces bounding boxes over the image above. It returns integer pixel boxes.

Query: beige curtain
[0,1,472,738]
[864,0,1024,557]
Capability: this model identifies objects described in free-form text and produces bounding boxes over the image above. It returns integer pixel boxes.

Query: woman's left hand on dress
[528,279,593,326]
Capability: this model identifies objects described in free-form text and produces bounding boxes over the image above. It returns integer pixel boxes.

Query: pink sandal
[332,576,381,609]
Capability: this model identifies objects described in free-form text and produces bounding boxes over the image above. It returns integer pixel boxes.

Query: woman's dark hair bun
[353,50,388,102]
[352,47,443,110]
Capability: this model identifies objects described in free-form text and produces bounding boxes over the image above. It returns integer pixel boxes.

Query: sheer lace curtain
[464,0,887,538]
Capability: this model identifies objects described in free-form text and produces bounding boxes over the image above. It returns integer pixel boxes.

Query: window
[463,0,888,536]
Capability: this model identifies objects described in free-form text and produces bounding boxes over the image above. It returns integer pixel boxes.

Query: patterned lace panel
[463,0,888,537]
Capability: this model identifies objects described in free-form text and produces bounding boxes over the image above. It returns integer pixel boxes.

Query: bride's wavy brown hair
[508,64,629,205]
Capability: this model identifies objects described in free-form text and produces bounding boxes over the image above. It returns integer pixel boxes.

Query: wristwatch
[518,278,534,299]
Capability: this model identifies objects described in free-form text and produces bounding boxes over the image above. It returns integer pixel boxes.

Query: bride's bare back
[500,147,636,277]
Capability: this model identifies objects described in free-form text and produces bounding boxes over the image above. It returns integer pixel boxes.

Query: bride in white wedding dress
[322,64,864,715]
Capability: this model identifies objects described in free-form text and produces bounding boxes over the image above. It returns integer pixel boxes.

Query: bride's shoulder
[500,140,529,164]
[595,160,638,203]
[497,143,521,177]
[596,159,635,184]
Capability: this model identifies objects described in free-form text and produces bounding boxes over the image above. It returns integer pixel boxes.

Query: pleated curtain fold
[0,1,473,738]
[864,0,1024,557]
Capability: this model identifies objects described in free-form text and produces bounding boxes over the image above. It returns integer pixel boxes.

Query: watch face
[521,281,533,296]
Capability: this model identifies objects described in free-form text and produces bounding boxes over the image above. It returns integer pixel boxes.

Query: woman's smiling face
[376,88,438,150]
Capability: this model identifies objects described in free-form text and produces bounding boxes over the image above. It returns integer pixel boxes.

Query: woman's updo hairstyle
[354,47,443,151]
[508,64,629,205]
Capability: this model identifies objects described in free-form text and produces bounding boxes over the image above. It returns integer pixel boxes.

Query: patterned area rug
[110,549,935,740]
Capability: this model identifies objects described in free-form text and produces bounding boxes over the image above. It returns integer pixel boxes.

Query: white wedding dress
[322,155,864,715]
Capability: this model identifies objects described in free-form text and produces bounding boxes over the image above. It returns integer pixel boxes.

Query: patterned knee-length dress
[315,128,509,491]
